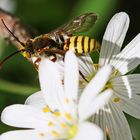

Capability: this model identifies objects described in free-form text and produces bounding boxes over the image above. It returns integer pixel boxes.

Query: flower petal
[79,89,112,121]
[1,104,51,129]
[99,12,129,66]
[78,65,112,116]
[120,94,140,119]
[103,101,133,140]
[25,91,46,109]
[64,50,79,100]
[91,110,107,140]
[78,54,95,79]
[0,0,15,13]
[55,54,64,80]
[111,76,140,119]
[72,122,103,140]
[111,74,140,98]
[110,33,140,74]
[0,130,54,140]
[25,93,67,124]
[39,59,65,112]
[111,75,132,98]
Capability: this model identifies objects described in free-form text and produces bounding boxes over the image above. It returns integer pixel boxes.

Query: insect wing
[49,12,98,36]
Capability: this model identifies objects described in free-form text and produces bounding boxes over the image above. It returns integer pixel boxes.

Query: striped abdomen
[63,36,100,54]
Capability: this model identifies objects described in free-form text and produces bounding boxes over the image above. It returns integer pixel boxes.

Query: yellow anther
[93,64,99,70]
[61,123,67,128]
[105,83,112,89]
[51,130,60,138]
[43,106,51,113]
[65,112,72,120]
[113,97,121,102]
[48,121,54,126]
[114,69,119,76]
[54,111,61,117]
[39,133,45,137]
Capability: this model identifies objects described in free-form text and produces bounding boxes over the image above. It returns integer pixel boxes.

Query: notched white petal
[104,102,133,140]
[72,122,103,140]
[79,89,112,121]
[79,65,112,115]
[39,59,65,112]
[25,91,46,109]
[78,54,95,79]
[0,0,15,13]
[55,54,65,80]
[0,130,53,140]
[110,74,140,118]
[64,50,79,100]
[110,33,140,74]
[111,76,132,98]
[111,74,140,96]
[120,94,140,119]
[99,12,129,66]
[1,104,49,129]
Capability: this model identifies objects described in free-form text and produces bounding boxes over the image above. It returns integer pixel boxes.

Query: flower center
[92,64,121,103]
[80,64,122,103]
[42,105,78,139]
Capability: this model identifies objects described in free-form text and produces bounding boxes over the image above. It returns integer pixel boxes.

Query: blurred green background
[0,0,140,139]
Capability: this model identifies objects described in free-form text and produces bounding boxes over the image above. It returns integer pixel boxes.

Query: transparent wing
[50,12,98,35]
[0,8,37,49]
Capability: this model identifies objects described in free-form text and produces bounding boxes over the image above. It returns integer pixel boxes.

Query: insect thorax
[25,35,58,54]
[27,33,69,50]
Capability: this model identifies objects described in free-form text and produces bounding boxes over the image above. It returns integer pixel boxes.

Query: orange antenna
[0,49,25,69]
[1,18,25,47]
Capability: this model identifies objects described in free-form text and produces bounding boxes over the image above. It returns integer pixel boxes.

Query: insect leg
[39,48,66,56]
[34,57,41,70]
[49,54,57,62]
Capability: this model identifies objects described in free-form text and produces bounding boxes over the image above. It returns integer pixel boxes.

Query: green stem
[0,79,39,95]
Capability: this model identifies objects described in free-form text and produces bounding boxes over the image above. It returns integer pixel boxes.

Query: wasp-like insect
[0,9,99,68]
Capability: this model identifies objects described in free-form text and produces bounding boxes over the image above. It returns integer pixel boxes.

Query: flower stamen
[113,69,119,76]
[51,130,61,138]
[61,123,67,128]
[43,106,51,113]
[54,111,61,117]
[94,64,99,70]
[48,121,54,126]
[113,97,121,103]
[65,112,73,120]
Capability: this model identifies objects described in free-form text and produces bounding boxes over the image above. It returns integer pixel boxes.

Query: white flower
[1,51,112,140]
[78,12,140,140]
[0,0,16,13]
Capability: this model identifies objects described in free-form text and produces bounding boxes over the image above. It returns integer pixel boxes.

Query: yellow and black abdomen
[63,36,100,54]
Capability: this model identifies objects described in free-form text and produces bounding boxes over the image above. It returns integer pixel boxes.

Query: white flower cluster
[1,12,140,140]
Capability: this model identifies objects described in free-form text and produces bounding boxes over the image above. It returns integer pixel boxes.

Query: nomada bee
[0,9,100,69]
